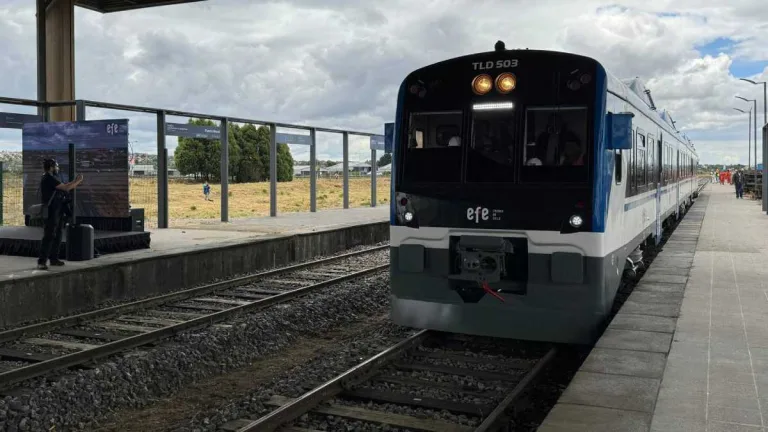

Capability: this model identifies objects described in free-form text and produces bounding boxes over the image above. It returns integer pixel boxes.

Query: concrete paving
[540,184,768,431]
[651,184,768,432]
[538,188,703,431]
[0,206,388,282]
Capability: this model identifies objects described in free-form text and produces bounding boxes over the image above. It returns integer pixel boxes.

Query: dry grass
[2,174,390,228]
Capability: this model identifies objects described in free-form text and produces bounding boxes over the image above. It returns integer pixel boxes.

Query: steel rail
[0,244,388,344]
[0,263,389,389]
[237,329,433,432]
[473,347,557,432]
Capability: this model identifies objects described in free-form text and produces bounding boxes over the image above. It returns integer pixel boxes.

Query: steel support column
[45,0,76,121]
[343,132,349,209]
[220,118,229,222]
[370,149,377,207]
[309,128,317,212]
[157,111,168,228]
[75,100,86,121]
[35,0,47,119]
[269,124,277,217]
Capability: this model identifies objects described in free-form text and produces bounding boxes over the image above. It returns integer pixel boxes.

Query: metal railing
[0,96,389,228]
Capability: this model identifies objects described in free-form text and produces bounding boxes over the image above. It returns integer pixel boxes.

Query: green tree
[227,123,242,182]
[377,153,392,167]
[276,143,294,182]
[174,120,295,184]
[236,124,267,182]
[174,118,221,181]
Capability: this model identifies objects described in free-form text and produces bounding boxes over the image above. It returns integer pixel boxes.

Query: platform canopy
[74,0,206,14]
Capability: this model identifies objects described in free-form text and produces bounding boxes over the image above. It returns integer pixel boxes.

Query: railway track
[221,331,556,432]
[0,244,389,390]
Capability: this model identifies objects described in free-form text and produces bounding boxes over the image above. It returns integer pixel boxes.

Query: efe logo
[467,207,489,223]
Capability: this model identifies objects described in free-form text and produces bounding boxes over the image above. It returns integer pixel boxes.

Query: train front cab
[390,98,632,344]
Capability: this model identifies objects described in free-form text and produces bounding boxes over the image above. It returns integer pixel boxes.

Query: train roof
[606,73,696,155]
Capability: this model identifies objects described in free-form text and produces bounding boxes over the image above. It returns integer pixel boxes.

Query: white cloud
[0,0,765,165]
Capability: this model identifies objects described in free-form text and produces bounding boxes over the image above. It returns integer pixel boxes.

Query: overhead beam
[73,0,206,14]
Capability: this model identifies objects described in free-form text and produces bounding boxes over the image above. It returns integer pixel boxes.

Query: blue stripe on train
[390,80,407,226]
[591,66,610,232]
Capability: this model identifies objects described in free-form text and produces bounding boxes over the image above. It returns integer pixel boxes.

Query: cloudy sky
[0,0,766,164]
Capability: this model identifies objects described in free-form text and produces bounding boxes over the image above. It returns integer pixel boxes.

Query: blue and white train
[388,42,698,345]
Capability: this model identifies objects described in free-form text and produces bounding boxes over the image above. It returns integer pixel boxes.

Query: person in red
[726,170,732,185]
[720,171,726,185]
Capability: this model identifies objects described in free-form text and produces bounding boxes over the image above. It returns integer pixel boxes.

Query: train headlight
[495,73,516,93]
[569,215,583,228]
[404,211,414,222]
[472,74,493,95]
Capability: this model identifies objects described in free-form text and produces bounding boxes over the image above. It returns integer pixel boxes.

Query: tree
[227,123,242,182]
[174,118,221,181]
[276,143,294,182]
[173,119,294,183]
[377,153,392,167]
[235,124,267,182]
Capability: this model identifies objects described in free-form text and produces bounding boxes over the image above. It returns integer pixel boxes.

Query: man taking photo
[37,158,83,270]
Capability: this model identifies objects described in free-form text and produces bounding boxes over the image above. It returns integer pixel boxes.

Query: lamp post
[734,107,751,172]
[739,78,767,210]
[740,78,767,127]
[737,96,758,196]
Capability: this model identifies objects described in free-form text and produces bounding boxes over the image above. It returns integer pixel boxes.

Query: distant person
[203,182,211,201]
[37,158,83,270]
[734,169,745,199]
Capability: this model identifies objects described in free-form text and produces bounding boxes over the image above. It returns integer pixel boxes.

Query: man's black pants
[38,208,65,264]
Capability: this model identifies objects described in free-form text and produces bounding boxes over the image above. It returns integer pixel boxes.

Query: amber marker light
[495,72,516,94]
[472,74,493,95]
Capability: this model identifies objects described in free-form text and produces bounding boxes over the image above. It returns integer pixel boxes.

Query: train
[388,41,699,345]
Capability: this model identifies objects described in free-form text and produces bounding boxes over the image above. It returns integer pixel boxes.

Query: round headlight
[472,74,493,95]
[495,72,517,94]
[404,211,414,222]
[569,214,583,228]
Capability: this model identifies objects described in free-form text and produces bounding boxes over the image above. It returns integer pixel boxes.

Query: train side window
[615,150,622,184]
[647,134,655,187]
[632,132,636,193]
[636,131,646,191]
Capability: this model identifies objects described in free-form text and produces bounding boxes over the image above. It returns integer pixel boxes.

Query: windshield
[466,110,517,182]
[401,111,463,183]
[520,106,589,183]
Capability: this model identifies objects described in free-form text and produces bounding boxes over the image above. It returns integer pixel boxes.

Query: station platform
[539,184,768,432]
[0,206,389,328]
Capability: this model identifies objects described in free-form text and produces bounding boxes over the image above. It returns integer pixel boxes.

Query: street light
[734,107,751,173]
[736,95,758,172]
[740,78,767,127]
[740,78,768,211]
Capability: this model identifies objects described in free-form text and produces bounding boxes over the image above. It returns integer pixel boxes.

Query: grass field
[1,174,390,228]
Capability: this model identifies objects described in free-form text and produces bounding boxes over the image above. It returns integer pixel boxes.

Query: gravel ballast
[0,269,391,432]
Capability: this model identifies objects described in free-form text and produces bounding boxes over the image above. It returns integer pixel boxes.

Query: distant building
[130,164,156,176]
[377,163,391,175]
[293,165,330,177]
[326,161,371,175]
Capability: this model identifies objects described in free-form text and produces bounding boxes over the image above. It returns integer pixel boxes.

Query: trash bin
[66,224,94,261]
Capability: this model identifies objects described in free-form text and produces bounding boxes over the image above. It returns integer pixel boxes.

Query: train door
[655,133,663,244]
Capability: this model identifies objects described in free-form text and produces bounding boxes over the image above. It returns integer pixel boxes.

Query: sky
[0,0,766,165]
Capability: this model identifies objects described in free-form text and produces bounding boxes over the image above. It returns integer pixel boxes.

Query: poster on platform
[22,119,130,218]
